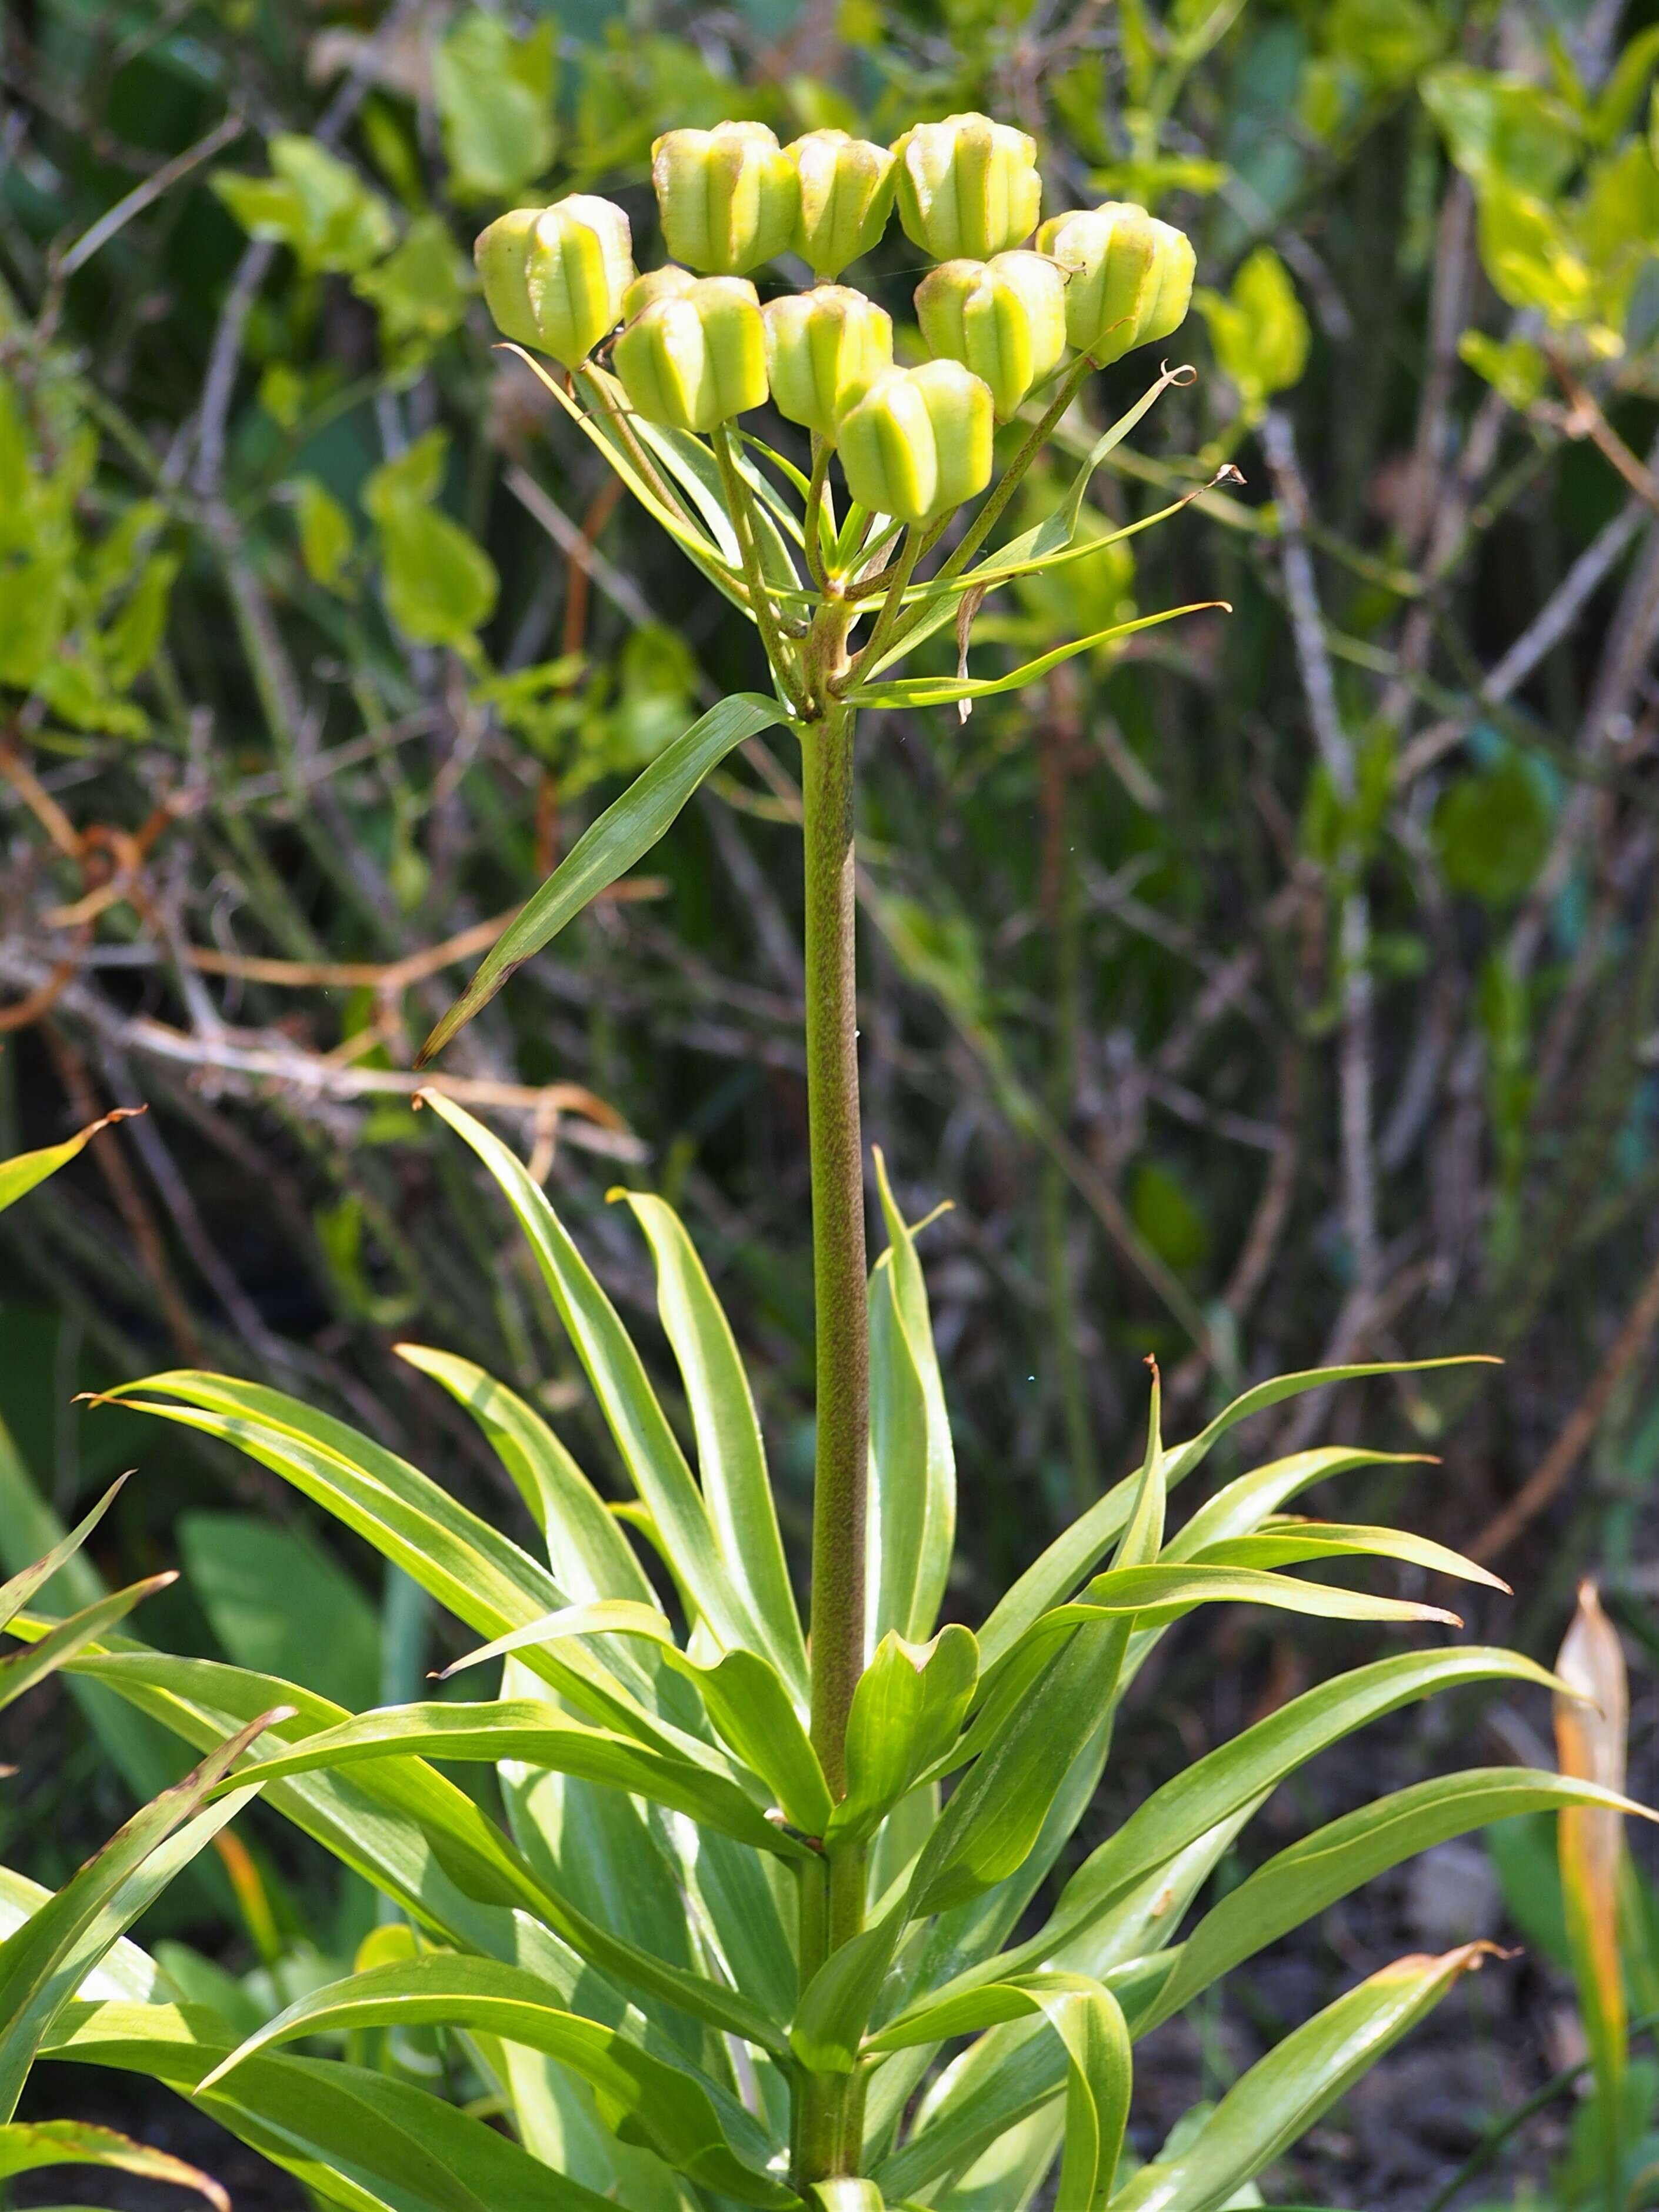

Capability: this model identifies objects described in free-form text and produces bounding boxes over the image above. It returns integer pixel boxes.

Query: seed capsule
[914,251,1067,421]
[621,264,698,321]
[786,129,897,279]
[474,195,635,367]
[762,286,894,439]
[651,121,799,275]
[838,359,994,525]
[891,112,1042,262]
[612,275,769,432]
[1034,202,1195,362]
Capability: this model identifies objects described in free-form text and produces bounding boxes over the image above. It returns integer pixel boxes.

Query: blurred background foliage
[4,0,1659,2198]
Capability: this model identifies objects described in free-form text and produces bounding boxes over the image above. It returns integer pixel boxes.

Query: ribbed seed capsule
[786,129,897,279]
[1139,218,1197,347]
[612,276,768,432]
[651,121,799,275]
[914,251,1067,421]
[473,196,635,367]
[762,287,894,439]
[838,359,994,525]
[1034,202,1196,362]
[891,112,1042,261]
[1034,202,1157,363]
[621,264,698,321]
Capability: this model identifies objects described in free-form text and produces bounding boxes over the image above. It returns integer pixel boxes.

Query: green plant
[4,102,1655,2212]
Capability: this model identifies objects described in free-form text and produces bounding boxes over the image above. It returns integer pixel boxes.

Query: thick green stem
[802,704,868,1796]
[792,702,870,2190]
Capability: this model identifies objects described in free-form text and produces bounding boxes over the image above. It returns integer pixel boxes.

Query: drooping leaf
[199,1957,798,2207]
[418,695,792,1061]
[0,1709,285,2119]
[0,2119,228,2210]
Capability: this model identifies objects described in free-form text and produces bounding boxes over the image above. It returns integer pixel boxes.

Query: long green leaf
[0,1110,141,1216]
[424,1092,779,1668]
[832,1628,978,1847]
[1189,1520,1506,1588]
[1011,1560,1463,1654]
[875,1154,955,1640]
[920,1645,1562,2007]
[0,1707,284,2119]
[615,1190,808,1692]
[98,1370,692,1756]
[868,1972,1130,2211]
[418,694,792,1060]
[48,1640,771,2053]
[44,1998,623,2212]
[199,1957,799,2207]
[1144,1767,1658,2032]
[977,1359,1494,1671]
[847,604,1225,709]
[213,1695,808,1872]
[0,1575,175,1713]
[1107,1944,1495,2208]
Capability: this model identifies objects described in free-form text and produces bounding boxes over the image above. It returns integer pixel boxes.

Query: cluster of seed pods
[475,114,1195,528]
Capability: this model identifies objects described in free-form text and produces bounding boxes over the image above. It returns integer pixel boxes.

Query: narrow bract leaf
[872,1153,956,1641]
[418,694,792,1061]
[0,1574,175,1712]
[845,604,1225,708]
[0,1476,129,1635]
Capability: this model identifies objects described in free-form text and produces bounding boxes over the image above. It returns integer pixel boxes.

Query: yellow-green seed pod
[891,112,1042,262]
[914,250,1066,421]
[621,264,697,321]
[1139,218,1197,347]
[612,275,768,432]
[1033,202,1157,364]
[762,285,894,439]
[786,129,897,279]
[474,195,635,367]
[838,359,994,525]
[651,121,799,275]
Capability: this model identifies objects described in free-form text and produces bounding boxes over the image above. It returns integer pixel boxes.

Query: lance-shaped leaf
[44,1998,624,2212]
[0,2118,229,2210]
[207,1698,811,1874]
[50,1641,775,2052]
[1107,1944,1498,2209]
[907,1389,1168,1917]
[0,1476,129,1634]
[831,1627,978,1845]
[1187,1518,1505,1588]
[976,1354,1497,1671]
[614,1189,808,1694]
[422,1092,787,1671]
[867,1973,1131,2212]
[919,1645,1563,2006]
[1142,1765,1659,2034]
[791,1900,910,2074]
[418,693,792,1061]
[0,1109,142,1215]
[438,1598,830,1838]
[395,1345,658,1604]
[95,1369,689,1756]
[0,1573,176,1713]
[875,1159,955,1645]
[0,1707,286,2120]
[198,1956,799,2207]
